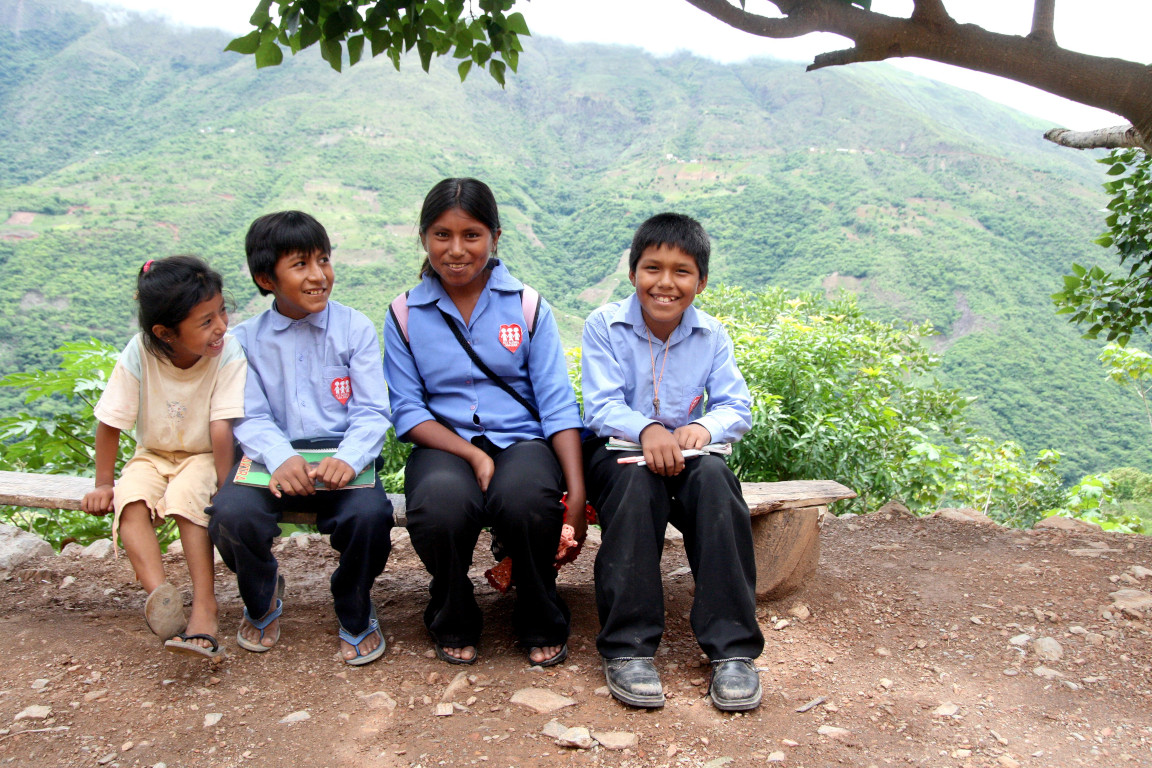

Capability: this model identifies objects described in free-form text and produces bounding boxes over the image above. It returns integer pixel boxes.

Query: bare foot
[441,645,477,663]
[238,601,280,650]
[529,644,565,665]
[341,629,382,661]
[183,599,219,651]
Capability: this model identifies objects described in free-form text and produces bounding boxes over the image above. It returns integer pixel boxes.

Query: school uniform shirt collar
[267,301,330,331]
[614,293,709,344]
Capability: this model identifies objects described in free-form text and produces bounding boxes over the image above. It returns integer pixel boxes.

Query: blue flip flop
[339,605,385,666]
[237,598,283,653]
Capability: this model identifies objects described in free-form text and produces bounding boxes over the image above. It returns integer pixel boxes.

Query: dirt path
[1,511,1151,767]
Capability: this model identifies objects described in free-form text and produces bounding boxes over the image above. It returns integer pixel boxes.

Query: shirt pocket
[683,386,706,420]
[321,365,353,415]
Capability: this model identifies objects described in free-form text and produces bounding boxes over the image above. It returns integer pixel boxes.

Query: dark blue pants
[585,439,764,661]
[207,444,393,635]
[404,439,570,649]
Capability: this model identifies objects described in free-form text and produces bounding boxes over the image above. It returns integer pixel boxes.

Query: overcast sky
[99,0,1150,130]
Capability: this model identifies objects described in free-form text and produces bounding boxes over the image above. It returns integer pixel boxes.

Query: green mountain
[1,0,1147,480]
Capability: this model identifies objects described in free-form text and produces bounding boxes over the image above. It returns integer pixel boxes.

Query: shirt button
[469,405,476,411]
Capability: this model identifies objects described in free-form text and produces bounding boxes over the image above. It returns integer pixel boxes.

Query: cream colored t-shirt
[94,333,247,454]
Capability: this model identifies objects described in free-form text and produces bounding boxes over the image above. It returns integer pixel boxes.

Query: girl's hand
[673,423,712,450]
[640,423,684,477]
[564,492,588,545]
[311,457,355,490]
[468,450,495,493]
[82,485,115,516]
[270,455,315,498]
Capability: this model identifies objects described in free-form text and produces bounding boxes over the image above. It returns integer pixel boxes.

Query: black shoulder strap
[437,307,540,423]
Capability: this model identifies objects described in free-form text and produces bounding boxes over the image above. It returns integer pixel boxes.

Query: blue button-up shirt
[232,299,392,475]
[581,294,752,444]
[384,261,583,448]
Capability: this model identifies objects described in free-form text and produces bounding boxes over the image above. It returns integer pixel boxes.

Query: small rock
[817,725,852,742]
[1008,634,1031,646]
[82,539,115,559]
[1085,632,1105,646]
[294,534,311,550]
[84,690,107,702]
[510,688,576,714]
[1068,626,1087,635]
[557,726,595,749]
[934,507,995,524]
[427,671,441,685]
[30,679,49,691]
[97,753,116,765]
[1032,666,1063,680]
[1002,669,1019,676]
[541,720,569,739]
[1033,516,1100,532]
[423,650,436,659]
[666,744,679,758]
[203,713,223,727]
[1129,565,1152,580]
[874,647,890,657]
[60,575,76,588]
[279,710,311,724]
[362,691,397,710]
[701,759,734,768]
[1032,637,1063,661]
[594,686,610,697]
[767,751,786,762]
[434,703,454,716]
[932,703,960,718]
[0,524,54,570]
[592,731,638,750]
[998,756,1021,768]
[772,619,790,631]
[441,671,470,702]
[1110,588,1152,612]
[14,705,50,721]
[952,749,972,758]
[879,678,893,690]
[781,739,800,747]
[787,603,810,621]
[61,543,84,557]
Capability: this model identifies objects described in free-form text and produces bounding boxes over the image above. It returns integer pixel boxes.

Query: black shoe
[709,659,762,711]
[603,657,665,708]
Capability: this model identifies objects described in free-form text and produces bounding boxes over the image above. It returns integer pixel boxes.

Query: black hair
[136,255,225,362]
[417,178,501,279]
[629,212,711,279]
[245,210,332,295]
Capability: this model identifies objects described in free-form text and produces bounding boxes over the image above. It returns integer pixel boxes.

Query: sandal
[339,605,385,666]
[435,645,478,666]
[144,582,186,641]
[528,643,568,668]
[164,633,223,660]
[236,598,283,653]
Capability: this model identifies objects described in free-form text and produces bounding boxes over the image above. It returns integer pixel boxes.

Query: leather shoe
[603,657,665,708]
[709,659,762,711]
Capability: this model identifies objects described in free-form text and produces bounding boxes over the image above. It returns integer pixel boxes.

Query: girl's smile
[422,207,501,298]
[160,293,229,369]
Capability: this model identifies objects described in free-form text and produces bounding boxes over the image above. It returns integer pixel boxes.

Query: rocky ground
[1,508,1151,768]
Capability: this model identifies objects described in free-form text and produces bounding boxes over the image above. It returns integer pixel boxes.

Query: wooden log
[0,471,91,511]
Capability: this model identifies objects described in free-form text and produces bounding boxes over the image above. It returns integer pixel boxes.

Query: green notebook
[233,449,375,490]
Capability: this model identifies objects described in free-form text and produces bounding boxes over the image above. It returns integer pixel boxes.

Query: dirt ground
[2,509,1152,768]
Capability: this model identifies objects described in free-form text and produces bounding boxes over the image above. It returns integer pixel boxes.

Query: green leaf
[254,41,284,68]
[417,39,434,72]
[225,30,262,55]
[457,59,473,81]
[504,11,531,35]
[320,38,343,72]
[488,59,506,87]
[1107,163,1128,176]
[249,0,273,27]
[347,34,365,65]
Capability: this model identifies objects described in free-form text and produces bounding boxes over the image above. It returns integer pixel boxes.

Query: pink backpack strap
[521,285,541,337]
[389,292,410,345]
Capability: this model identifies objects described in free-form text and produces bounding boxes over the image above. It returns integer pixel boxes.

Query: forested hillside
[0,0,1146,479]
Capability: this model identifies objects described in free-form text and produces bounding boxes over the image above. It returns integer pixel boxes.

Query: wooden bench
[0,470,854,600]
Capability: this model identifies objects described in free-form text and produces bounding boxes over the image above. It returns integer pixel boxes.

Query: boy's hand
[673,423,712,451]
[640,423,684,477]
[82,485,114,516]
[468,449,496,493]
[270,455,315,498]
[311,457,356,490]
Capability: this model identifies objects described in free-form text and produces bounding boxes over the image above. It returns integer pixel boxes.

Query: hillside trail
[1,509,1151,768]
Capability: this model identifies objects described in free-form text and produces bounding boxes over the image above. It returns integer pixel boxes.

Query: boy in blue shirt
[208,211,394,666]
[582,212,764,710]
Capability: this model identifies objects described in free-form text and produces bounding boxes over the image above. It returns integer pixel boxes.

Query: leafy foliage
[229,0,528,84]
[1100,342,1152,432]
[935,437,1065,529]
[1054,149,1152,344]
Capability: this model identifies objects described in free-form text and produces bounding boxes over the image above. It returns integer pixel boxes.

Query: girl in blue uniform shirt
[384,178,586,667]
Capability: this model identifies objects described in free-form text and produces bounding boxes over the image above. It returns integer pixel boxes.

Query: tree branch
[681,0,819,39]
[1045,126,1150,152]
[910,0,951,27]
[1029,0,1056,44]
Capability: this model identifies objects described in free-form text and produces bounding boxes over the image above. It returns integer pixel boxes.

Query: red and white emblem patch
[331,376,352,405]
[499,324,523,353]
[688,395,703,413]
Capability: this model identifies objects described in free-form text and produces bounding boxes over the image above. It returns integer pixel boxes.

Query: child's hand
[673,423,712,451]
[564,492,588,545]
[468,449,496,493]
[640,423,684,476]
[311,457,356,490]
[82,485,114,516]
[270,455,315,498]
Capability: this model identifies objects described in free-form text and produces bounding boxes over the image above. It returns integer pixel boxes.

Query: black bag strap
[437,307,541,423]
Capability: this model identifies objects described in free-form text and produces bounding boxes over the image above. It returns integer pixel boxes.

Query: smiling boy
[581,212,764,711]
[207,211,394,666]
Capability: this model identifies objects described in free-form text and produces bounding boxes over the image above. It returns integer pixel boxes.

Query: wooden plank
[742,480,856,516]
[0,470,90,511]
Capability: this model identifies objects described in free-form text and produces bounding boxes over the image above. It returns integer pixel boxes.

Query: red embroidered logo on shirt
[689,395,702,413]
[499,324,523,353]
[331,377,352,405]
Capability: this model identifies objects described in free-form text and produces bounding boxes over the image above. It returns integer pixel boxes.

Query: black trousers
[404,439,570,649]
[207,441,394,635]
[585,439,764,661]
